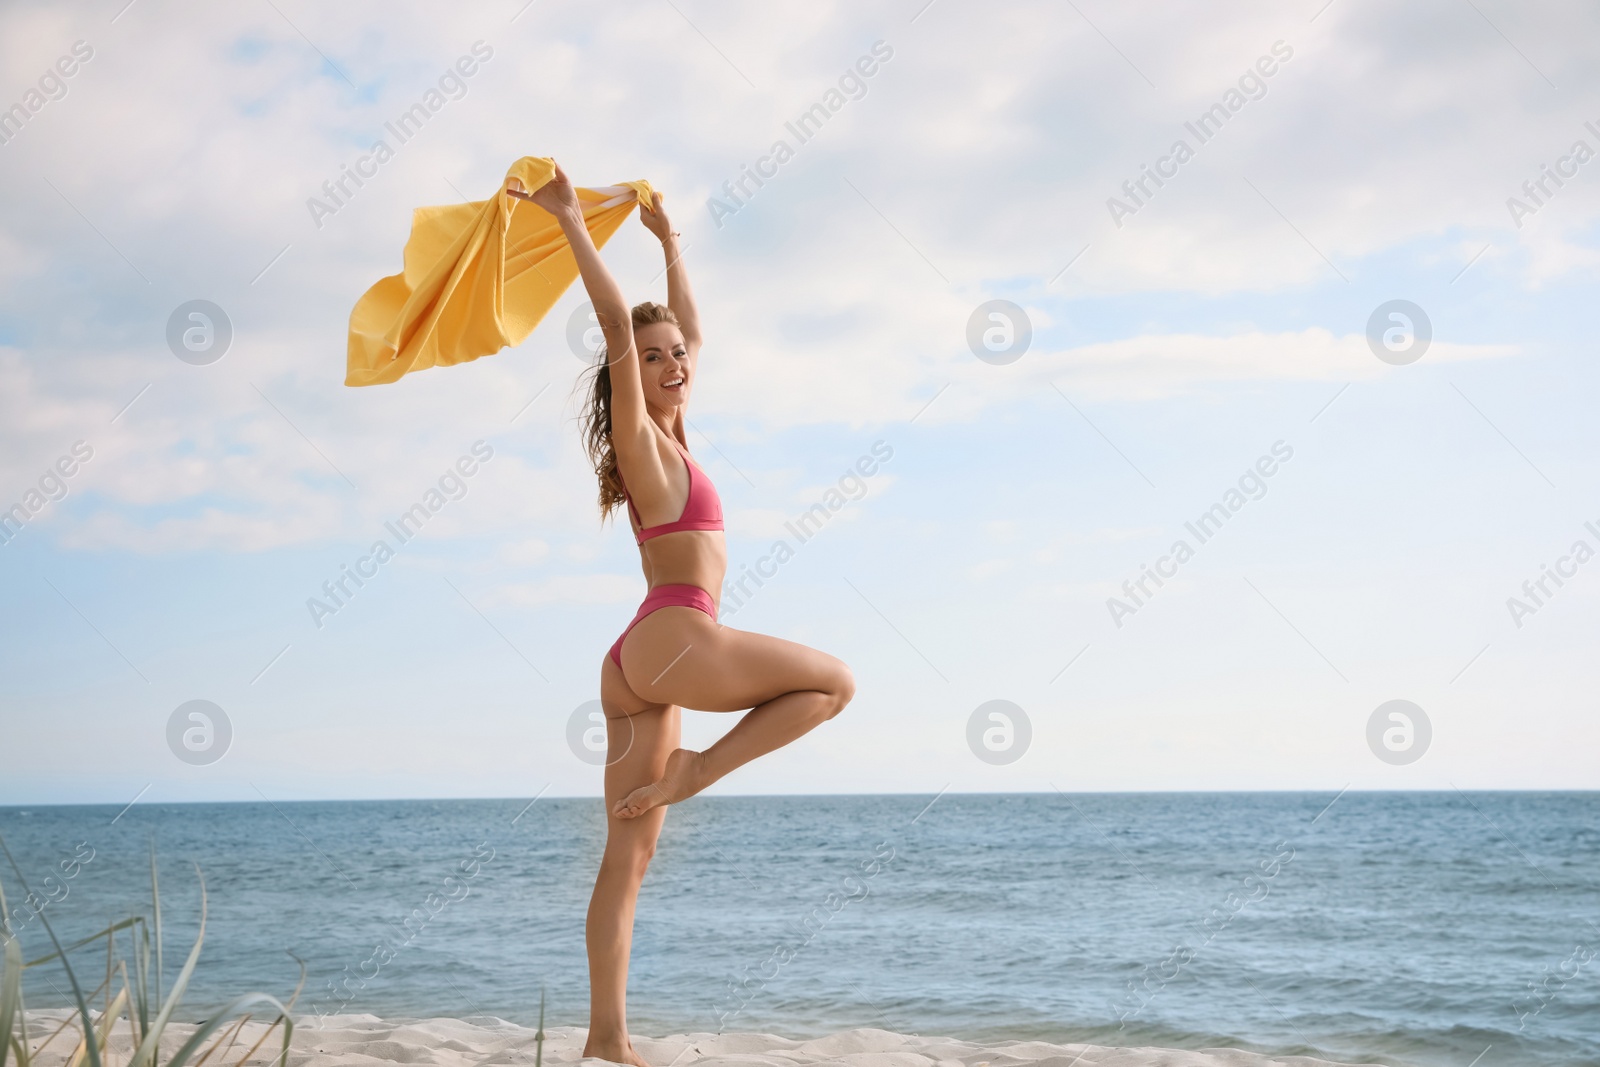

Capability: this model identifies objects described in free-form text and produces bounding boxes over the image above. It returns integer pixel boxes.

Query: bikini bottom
[608,583,717,669]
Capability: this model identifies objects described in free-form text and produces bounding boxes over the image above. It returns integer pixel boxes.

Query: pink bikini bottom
[609,583,717,669]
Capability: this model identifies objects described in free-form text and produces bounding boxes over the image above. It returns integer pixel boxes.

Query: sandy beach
[21,1010,1387,1067]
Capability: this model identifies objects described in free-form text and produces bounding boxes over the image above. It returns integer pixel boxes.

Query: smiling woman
[508,162,857,1067]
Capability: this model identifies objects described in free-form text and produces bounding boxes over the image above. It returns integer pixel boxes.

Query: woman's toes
[610,750,708,821]
[613,783,660,820]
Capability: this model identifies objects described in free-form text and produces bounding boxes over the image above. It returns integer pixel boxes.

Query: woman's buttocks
[641,531,727,604]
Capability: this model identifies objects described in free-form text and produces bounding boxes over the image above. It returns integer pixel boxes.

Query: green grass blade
[280,952,307,1013]
[0,865,16,1067]
[0,840,103,1067]
[535,986,545,1067]
[2,928,22,1067]
[70,987,127,1067]
[149,846,162,1010]
[21,919,140,970]
[214,955,304,1067]
[9,960,28,1067]
[132,918,150,1043]
[0,864,25,1067]
[163,994,293,1067]
[127,866,205,1067]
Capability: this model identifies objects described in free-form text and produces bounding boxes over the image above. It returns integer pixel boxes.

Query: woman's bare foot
[582,1034,650,1067]
[613,748,706,820]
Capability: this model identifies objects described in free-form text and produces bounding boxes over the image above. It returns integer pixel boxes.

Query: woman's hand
[638,190,677,243]
[507,162,579,217]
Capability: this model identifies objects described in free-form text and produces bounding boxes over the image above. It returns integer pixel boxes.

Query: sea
[0,793,1595,1067]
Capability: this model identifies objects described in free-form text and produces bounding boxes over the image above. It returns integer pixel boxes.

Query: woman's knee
[602,833,657,879]
[823,658,855,718]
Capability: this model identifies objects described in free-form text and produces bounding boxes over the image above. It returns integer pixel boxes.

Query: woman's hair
[580,301,681,518]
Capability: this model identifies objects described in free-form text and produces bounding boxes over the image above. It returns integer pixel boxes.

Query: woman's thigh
[599,654,679,828]
[618,606,850,713]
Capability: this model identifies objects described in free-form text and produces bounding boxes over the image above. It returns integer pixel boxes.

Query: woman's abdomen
[639,532,727,610]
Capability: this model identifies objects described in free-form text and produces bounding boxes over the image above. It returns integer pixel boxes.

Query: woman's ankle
[585,1025,629,1048]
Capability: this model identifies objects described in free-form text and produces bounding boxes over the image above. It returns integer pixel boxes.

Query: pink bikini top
[620,438,724,545]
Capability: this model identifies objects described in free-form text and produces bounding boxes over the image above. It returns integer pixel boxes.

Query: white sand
[19,1010,1387,1067]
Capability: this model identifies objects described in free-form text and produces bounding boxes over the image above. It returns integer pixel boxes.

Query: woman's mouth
[662,375,685,390]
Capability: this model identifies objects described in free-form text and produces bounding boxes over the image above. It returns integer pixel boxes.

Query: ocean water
[0,793,1595,1067]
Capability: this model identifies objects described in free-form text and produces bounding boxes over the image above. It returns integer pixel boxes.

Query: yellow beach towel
[346,156,655,387]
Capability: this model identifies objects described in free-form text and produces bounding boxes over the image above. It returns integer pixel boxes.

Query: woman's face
[636,322,691,409]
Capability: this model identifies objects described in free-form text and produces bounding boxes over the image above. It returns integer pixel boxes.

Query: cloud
[0,316,1520,553]
[1035,327,1519,403]
[0,0,1579,547]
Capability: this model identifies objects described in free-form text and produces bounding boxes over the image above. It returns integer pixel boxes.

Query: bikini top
[619,437,724,546]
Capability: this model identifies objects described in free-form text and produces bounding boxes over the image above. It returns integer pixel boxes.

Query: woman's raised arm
[638,192,702,351]
[510,164,654,460]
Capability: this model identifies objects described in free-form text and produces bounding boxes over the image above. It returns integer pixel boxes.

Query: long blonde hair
[579,301,680,518]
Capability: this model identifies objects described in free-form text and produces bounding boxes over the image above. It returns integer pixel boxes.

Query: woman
[509,164,856,1066]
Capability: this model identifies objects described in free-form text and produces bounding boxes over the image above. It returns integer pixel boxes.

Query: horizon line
[2,785,1596,811]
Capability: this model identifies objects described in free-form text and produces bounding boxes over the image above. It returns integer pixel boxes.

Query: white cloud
[1036,328,1518,402]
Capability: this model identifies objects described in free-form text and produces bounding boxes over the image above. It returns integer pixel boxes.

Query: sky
[1,0,1597,806]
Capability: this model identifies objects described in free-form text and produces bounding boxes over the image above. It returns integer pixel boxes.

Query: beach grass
[0,839,302,1067]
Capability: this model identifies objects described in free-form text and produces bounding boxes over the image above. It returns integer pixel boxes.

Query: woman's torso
[622,435,726,608]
